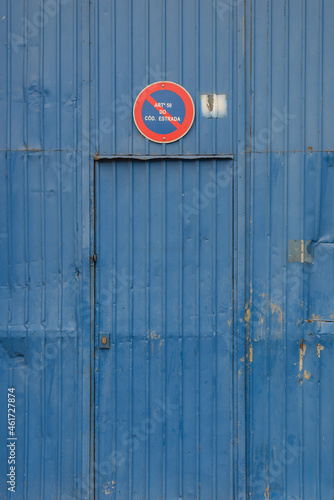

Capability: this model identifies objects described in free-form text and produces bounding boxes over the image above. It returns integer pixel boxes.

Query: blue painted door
[94,158,235,499]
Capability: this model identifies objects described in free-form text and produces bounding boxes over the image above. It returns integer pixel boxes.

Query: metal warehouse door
[94,157,234,499]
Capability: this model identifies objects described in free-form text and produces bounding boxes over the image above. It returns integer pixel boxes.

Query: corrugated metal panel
[246,0,334,498]
[1,0,334,498]
[92,0,236,157]
[0,0,91,498]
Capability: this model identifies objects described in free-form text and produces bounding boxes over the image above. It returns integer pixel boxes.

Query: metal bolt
[162,84,165,87]
[163,137,166,140]
[101,336,107,345]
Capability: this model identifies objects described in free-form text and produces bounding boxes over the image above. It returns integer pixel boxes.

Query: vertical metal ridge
[283,1,289,492]
[23,0,28,149]
[129,0,133,154]
[317,3,324,496]
[95,0,99,160]
[40,0,45,149]
[73,1,79,493]
[267,1,273,495]
[129,160,134,498]
[162,159,167,500]
[196,0,200,155]
[212,159,217,500]
[145,160,150,498]
[212,0,217,153]
[145,0,149,156]
[56,2,63,496]
[6,0,10,151]
[300,2,306,498]
[195,160,200,496]
[264,3,270,492]
[179,160,184,500]
[318,0,324,154]
[162,0,166,156]
[23,153,29,500]
[41,152,46,500]
[111,162,117,497]
[112,0,117,154]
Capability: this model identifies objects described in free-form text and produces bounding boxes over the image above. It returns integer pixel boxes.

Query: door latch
[99,333,110,349]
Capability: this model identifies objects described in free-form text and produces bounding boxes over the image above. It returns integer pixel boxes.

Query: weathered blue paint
[1,0,334,498]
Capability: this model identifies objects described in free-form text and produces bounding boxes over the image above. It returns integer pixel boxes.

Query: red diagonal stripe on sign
[146,95,182,130]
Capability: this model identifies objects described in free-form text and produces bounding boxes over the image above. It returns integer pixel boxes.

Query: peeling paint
[317,343,324,358]
[245,306,251,323]
[258,294,283,335]
[200,93,227,118]
[265,484,270,498]
[304,370,311,380]
[249,343,253,363]
[299,340,306,372]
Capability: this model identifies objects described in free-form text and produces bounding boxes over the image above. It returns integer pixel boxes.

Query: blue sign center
[141,89,186,134]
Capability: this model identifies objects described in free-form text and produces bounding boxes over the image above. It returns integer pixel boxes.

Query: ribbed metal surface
[246,0,334,498]
[0,0,89,498]
[1,0,334,498]
[91,0,235,157]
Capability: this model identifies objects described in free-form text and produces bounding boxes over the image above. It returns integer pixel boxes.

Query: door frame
[90,154,247,498]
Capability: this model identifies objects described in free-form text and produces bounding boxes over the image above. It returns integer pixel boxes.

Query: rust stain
[308,146,313,153]
[299,340,306,372]
[317,343,324,358]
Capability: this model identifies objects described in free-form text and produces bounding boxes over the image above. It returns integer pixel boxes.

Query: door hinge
[288,240,312,264]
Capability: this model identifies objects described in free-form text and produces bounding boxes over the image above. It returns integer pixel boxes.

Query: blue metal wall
[245,1,334,498]
[0,0,91,498]
[0,0,334,498]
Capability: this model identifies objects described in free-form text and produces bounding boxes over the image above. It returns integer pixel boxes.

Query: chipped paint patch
[148,330,164,353]
[304,370,311,380]
[264,484,270,498]
[317,343,324,358]
[258,293,284,335]
[299,340,306,372]
[200,93,227,118]
[245,306,251,323]
[249,343,253,363]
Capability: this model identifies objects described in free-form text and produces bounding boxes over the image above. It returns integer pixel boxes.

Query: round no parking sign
[133,81,195,143]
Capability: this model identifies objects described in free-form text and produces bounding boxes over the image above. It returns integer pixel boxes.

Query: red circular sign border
[133,81,195,144]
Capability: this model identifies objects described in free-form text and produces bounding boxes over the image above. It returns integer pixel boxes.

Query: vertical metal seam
[162,159,167,500]
[283,2,288,498]
[73,0,79,494]
[179,159,184,500]
[129,159,134,500]
[145,160,150,499]
[57,0,63,495]
[267,1,273,496]
[196,159,200,499]
[41,152,46,500]
[212,159,217,500]
[300,2,306,498]
[317,2,324,498]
